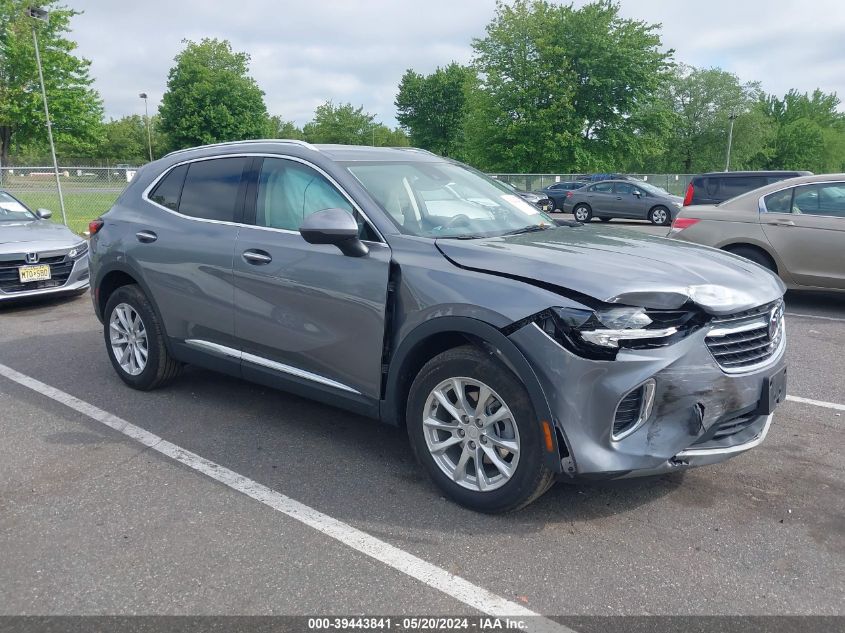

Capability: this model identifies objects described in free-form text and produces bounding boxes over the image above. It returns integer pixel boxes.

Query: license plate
[18,264,51,283]
[758,366,787,415]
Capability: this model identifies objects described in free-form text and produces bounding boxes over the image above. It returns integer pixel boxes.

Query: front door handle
[615,196,622,200]
[767,220,795,227]
[242,250,272,265]
[136,230,157,243]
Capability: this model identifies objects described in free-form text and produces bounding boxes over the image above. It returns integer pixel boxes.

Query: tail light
[670,217,700,232]
[683,183,694,206]
[88,219,104,236]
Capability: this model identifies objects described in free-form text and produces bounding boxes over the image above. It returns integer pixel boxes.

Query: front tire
[573,204,592,222]
[103,284,182,390]
[406,346,555,513]
[649,206,671,225]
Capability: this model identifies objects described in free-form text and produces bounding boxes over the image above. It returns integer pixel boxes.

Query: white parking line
[0,362,571,633]
[786,395,845,412]
[786,312,845,323]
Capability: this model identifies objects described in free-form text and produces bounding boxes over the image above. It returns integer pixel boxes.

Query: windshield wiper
[439,233,487,240]
[500,224,553,236]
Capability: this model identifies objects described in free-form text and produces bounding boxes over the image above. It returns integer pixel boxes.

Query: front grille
[705,301,784,372]
[0,254,74,294]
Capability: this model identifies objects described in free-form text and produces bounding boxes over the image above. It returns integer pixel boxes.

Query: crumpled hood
[435,225,785,315]
[0,221,82,251]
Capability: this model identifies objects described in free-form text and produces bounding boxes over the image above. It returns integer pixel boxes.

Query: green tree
[302,101,406,146]
[761,89,845,172]
[265,115,305,140]
[395,62,473,157]
[657,64,772,173]
[158,38,268,151]
[0,0,102,164]
[96,114,165,163]
[463,0,671,172]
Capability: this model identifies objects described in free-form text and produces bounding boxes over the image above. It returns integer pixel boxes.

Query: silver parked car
[562,179,683,225]
[88,141,787,512]
[0,190,89,301]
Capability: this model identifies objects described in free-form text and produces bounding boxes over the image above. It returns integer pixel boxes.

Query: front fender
[381,316,570,473]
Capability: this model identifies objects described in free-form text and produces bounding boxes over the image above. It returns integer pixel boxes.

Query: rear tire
[725,246,777,273]
[103,284,182,390]
[573,204,592,222]
[406,345,555,513]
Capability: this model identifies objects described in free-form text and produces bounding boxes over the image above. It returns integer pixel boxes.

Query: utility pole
[725,111,738,172]
[28,7,67,225]
[139,93,153,161]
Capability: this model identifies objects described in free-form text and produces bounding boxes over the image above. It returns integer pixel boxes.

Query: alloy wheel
[651,208,668,225]
[574,206,589,222]
[422,377,520,492]
[109,302,148,376]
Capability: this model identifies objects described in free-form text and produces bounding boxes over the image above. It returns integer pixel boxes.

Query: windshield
[635,181,669,196]
[0,192,36,222]
[344,161,553,238]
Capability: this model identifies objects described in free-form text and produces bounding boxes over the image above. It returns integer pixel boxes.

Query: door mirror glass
[299,208,369,257]
[36,208,52,219]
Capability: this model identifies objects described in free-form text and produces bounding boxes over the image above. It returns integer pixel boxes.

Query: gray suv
[89,141,788,512]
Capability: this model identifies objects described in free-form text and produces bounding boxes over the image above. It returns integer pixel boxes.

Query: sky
[68,0,845,127]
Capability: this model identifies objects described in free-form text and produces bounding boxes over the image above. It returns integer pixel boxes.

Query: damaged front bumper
[508,321,786,478]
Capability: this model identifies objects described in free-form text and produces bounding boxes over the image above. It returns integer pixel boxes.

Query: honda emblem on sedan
[25,252,39,264]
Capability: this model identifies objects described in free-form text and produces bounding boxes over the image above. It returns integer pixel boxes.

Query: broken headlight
[538,306,702,360]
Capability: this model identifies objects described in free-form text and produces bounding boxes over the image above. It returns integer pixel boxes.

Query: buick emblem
[24,252,39,264]
[768,305,783,342]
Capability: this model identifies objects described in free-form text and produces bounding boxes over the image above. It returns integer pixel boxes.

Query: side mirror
[633,191,642,198]
[36,208,52,219]
[299,208,368,257]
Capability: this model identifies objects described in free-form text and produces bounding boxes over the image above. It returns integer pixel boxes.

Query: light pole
[725,110,738,172]
[139,92,153,161]
[27,6,67,225]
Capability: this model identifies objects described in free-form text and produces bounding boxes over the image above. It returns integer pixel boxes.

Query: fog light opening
[611,379,656,441]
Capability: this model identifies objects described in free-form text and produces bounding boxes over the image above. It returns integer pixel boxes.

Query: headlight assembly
[68,242,89,259]
[536,305,704,360]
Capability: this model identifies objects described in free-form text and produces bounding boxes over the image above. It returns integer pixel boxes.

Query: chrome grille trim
[705,301,785,374]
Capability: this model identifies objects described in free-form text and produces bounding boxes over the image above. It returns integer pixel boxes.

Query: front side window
[0,192,35,222]
[344,161,552,238]
[615,183,634,195]
[793,183,845,217]
[256,158,377,240]
[178,158,250,222]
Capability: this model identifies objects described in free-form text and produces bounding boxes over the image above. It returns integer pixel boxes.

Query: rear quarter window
[148,164,188,211]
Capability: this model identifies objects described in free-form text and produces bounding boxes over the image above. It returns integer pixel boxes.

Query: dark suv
[683,171,811,206]
[89,141,787,512]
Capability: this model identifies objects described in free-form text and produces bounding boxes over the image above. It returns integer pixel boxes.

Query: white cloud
[67,0,845,127]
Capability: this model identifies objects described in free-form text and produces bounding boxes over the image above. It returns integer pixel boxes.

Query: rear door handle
[136,230,157,243]
[767,220,795,227]
[615,196,622,200]
[242,249,272,265]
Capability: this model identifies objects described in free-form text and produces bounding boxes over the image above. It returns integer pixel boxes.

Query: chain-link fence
[0,166,139,234]
[2,166,695,235]
[490,173,695,197]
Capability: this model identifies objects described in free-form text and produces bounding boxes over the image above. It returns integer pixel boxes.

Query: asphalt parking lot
[1,222,843,623]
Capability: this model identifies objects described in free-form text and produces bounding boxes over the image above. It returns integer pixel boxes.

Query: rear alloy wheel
[573,204,592,222]
[104,284,182,390]
[649,206,671,225]
[407,346,555,513]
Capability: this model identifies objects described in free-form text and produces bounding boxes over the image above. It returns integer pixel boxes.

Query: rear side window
[720,176,767,198]
[764,189,792,213]
[149,164,188,211]
[178,157,250,222]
